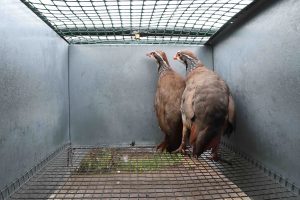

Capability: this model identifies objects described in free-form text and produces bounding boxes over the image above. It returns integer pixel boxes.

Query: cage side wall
[0,0,69,189]
[213,0,300,187]
[69,45,212,146]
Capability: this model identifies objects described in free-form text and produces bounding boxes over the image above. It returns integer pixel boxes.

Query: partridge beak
[173,55,178,60]
[146,52,154,58]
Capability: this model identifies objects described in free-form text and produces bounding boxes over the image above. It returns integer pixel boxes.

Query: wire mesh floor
[9,146,299,200]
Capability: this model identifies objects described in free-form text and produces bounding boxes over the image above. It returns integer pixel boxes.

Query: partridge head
[146,50,170,66]
[174,50,203,71]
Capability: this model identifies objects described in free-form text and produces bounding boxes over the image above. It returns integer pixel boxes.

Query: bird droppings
[123,155,129,162]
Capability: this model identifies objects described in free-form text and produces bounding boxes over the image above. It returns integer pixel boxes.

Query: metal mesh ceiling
[21,0,255,45]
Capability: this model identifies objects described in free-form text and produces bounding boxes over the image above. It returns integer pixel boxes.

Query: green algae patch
[76,148,183,174]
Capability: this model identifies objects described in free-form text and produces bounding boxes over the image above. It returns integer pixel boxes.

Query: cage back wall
[1,0,300,199]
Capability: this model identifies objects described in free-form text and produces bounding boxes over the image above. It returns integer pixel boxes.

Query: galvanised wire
[8,146,299,199]
[20,0,255,45]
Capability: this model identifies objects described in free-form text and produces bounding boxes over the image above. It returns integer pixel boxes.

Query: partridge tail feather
[194,126,221,157]
[166,131,182,153]
[224,122,235,137]
[224,94,236,137]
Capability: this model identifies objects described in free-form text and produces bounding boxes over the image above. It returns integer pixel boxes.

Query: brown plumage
[147,50,185,152]
[173,50,235,160]
[225,94,236,137]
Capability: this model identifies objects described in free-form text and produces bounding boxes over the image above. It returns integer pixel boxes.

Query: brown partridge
[173,50,235,160]
[147,50,185,152]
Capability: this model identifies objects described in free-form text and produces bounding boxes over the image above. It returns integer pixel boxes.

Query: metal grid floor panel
[9,147,299,199]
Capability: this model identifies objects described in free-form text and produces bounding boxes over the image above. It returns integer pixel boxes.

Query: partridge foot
[172,145,186,154]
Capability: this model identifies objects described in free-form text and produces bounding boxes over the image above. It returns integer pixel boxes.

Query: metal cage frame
[20,0,257,45]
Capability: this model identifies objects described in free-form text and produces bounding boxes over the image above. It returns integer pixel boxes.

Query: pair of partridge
[148,50,235,160]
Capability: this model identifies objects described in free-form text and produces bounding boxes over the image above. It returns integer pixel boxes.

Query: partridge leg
[172,126,188,154]
[209,134,221,161]
[210,147,220,161]
[156,140,167,152]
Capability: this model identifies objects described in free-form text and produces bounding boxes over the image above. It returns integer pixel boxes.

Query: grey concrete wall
[0,0,69,189]
[69,45,212,146]
[213,0,300,187]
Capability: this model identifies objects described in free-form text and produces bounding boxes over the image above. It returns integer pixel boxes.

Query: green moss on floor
[76,148,183,174]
